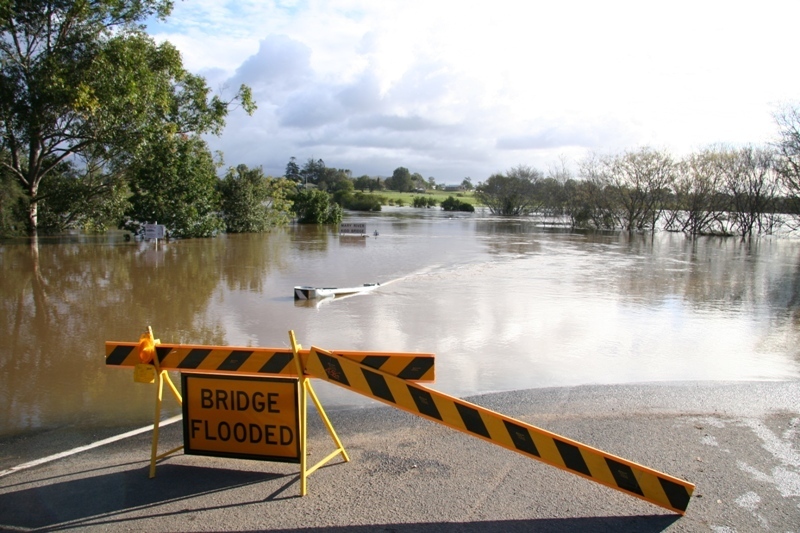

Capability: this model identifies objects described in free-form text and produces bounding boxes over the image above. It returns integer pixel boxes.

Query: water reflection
[220,232,291,293]
[1,209,799,438]
[1,236,232,436]
[290,224,333,253]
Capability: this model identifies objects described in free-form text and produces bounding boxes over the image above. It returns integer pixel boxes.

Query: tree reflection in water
[0,233,273,435]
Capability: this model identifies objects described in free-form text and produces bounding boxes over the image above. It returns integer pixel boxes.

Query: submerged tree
[593,148,675,233]
[124,135,224,238]
[291,188,342,224]
[572,155,618,229]
[664,149,728,236]
[219,165,294,233]
[774,104,800,215]
[475,165,542,216]
[718,146,779,238]
[440,196,474,212]
[220,165,271,233]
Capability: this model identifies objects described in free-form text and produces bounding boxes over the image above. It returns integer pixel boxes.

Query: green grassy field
[360,189,478,206]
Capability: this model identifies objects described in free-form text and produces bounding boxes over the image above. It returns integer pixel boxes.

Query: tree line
[475,121,800,237]
[3,3,799,240]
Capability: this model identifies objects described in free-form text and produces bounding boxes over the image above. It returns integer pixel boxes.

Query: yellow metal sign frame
[127,328,348,495]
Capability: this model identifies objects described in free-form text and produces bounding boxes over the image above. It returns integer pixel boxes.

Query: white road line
[0,415,182,478]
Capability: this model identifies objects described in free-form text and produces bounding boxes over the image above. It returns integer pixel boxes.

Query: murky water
[2,207,799,437]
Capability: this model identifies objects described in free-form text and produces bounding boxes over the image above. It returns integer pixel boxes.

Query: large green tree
[300,158,326,186]
[36,157,129,233]
[285,157,301,182]
[386,167,413,192]
[353,174,371,191]
[298,158,351,192]
[0,0,254,237]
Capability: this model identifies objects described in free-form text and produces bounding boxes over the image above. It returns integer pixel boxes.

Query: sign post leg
[148,369,165,478]
[148,370,184,478]
[289,331,349,496]
[289,331,309,495]
[306,381,349,464]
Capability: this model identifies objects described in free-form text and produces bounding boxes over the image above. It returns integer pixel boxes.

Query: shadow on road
[0,463,289,530]
[0,462,680,532]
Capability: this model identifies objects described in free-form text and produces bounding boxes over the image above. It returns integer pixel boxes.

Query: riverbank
[1,381,798,532]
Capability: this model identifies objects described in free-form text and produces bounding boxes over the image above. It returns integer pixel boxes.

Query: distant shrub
[412,196,438,208]
[412,196,439,208]
[441,196,475,212]
[339,192,382,211]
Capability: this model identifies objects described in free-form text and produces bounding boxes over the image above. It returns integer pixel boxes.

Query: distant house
[443,185,463,192]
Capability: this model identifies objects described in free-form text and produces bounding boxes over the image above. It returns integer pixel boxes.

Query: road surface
[1,381,798,532]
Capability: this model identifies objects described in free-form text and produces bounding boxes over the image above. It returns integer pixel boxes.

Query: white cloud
[231,35,314,93]
[147,0,800,182]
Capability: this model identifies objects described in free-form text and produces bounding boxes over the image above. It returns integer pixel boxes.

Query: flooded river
[2,207,799,437]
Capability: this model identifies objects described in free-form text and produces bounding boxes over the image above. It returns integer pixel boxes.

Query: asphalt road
[1,381,799,532]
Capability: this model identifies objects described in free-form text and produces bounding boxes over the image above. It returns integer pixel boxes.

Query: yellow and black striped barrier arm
[105,342,435,382]
[305,346,694,514]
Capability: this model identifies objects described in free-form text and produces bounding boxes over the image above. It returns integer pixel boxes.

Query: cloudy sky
[146,0,800,184]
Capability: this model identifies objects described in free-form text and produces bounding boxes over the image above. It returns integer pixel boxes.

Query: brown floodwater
[1,207,799,437]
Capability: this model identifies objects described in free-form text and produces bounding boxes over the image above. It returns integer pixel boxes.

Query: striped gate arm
[105,342,435,382]
[305,346,694,514]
